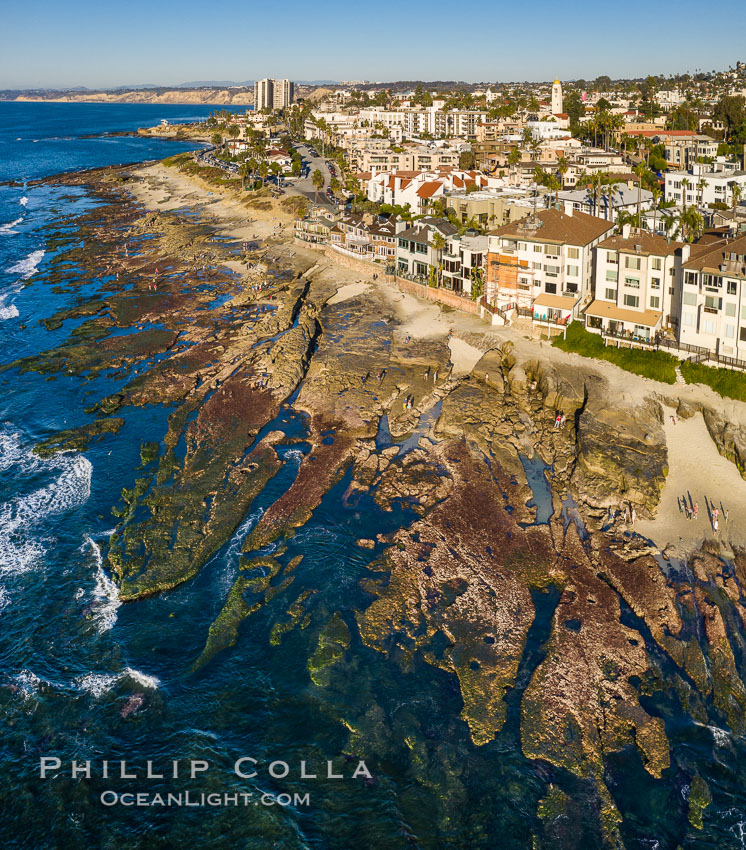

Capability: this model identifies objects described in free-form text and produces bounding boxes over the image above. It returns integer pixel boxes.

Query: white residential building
[487,208,615,331]
[585,228,686,342]
[679,233,746,359]
[665,163,746,208]
[441,233,488,295]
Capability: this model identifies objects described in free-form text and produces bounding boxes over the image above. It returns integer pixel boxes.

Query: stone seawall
[394,277,481,315]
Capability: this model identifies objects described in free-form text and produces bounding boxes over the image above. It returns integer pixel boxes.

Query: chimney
[681,244,691,262]
[622,223,631,239]
[565,205,573,217]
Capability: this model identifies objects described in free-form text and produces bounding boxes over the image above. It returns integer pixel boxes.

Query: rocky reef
[17,163,746,848]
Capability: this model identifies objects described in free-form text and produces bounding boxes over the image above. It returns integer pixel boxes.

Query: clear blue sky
[1,0,744,89]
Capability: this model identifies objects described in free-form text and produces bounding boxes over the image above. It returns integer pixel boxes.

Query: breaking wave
[75,667,160,697]
[82,536,121,633]
[19,197,28,207]
[0,217,23,236]
[0,426,92,577]
[0,301,20,321]
[7,249,45,279]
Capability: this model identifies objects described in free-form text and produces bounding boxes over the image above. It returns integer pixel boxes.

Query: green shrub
[681,361,746,402]
[553,322,677,384]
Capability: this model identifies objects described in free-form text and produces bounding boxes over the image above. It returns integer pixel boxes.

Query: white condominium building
[585,228,686,342]
[680,233,746,359]
[254,78,294,112]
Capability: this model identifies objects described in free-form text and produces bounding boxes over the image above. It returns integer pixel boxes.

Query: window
[651,277,661,290]
[415,242,427,254]
[704,295,721,313]
[728,280,737,295]
[651,258,662,271]
[567,265,579,277]
[702,319,717,335]
[683,311,695,327]
[683,291,698,306]
[532,261,541,269]
[625,256,641,270]
[605,288,617,300]
[650,296,660,309]
[726,302,737,317]
[518,242,527,251]
[545,282,557,294]
[606,269,618,282]
[625,277,640,288]
[741,327,746,342]
[567,247,580,259]
[623,294,639,308]
[544,245,558,256]
[397,259,409,272]
[685,272,698,286]
[398,238,409,249]
[725,325,736,339]
[607,251,618,263]
[545,265,560,276]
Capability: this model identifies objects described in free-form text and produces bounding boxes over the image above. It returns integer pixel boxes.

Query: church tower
[551,79,563,114]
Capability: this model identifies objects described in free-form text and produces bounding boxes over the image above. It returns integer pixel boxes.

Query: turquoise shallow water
[1,103,746,848]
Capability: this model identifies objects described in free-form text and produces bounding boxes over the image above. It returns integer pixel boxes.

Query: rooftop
[490,208,615,246]
[598,231,685,257]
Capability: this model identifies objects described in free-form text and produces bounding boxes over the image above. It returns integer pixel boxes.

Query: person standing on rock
[631,508,636,525]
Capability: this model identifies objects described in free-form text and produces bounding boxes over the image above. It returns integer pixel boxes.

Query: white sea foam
[19,197,28,207]
[7,249,45,279]
[0,303,20,321]
[0,427,92,577]
[13,669,44,700]
[84,536,120,632]
[0,586,9,612]
[74,667,160,697]
[0,217,23,236]
[75,672,120,698]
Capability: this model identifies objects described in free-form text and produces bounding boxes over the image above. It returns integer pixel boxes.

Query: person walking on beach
[725,508,729,524]
[631,507,636,525]
[694,502,698,520]
[713,517,719,535]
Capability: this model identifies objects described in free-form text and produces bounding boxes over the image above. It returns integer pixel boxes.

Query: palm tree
[731,181,743,217]
[430,232,446,288]
[557,155,569,189]
[681,177,690,212]
[633,162,648,227]
[508,146,521,185]
[311,168,324,204]
[698,178,708,208]
[258,161,269,188]
[238,161,250,191]
[650,184,662,234]
[678,206,704,242]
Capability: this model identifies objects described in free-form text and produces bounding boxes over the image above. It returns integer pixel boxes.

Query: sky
[1,0,745,89]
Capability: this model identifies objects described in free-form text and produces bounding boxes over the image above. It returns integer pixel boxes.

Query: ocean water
[1,102,746,849]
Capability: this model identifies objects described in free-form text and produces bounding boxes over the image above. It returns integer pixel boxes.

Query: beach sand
[636,407,746,553]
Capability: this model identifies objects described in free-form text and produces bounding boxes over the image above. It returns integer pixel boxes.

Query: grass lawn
[681,361,746,402]
[552,322,678,384]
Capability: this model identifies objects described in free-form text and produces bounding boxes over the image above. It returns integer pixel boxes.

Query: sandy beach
[636,408,746,553]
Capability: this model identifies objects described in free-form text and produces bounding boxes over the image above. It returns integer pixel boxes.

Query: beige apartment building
[254,78,294,112]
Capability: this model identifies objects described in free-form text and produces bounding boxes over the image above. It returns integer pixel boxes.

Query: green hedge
[553,322,677,384]
[681,361,746,402]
